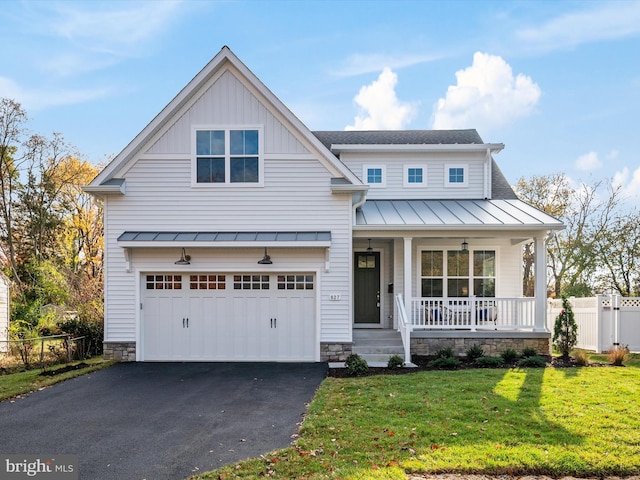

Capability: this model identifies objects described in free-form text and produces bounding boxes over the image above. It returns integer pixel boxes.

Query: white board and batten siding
[340,151,487,200]
[102,66,355,359]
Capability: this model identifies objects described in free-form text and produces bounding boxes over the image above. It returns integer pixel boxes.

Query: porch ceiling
[355,199,564,230]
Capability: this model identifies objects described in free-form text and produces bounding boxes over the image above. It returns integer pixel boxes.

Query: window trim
[362,164,386,188]
[403,164,427,188]
[191,125,264,187]
[444,163,468,188]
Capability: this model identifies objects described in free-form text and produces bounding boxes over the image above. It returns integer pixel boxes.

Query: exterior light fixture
[175,248,191,265]
[461,239,468,252]
[258,247,272,264]
[366,239,373,253]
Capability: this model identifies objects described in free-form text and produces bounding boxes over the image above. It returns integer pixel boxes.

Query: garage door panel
[142,272,316,361]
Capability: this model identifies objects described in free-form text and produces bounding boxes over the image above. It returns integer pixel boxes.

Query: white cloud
[432,52,541,131]
[0,76,112,111]
[613,166,640,201]
[575,151,602,171]
[517,2,640,52]
[345,67,416,130]
[51,1,184,54]
[333,52,440,77]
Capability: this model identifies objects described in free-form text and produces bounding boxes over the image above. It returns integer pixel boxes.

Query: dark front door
[354,251,380,324]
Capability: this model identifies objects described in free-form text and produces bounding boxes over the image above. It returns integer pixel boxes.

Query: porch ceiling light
[175,248,191,265]
[461,239,468,252]
[258,247,273,264]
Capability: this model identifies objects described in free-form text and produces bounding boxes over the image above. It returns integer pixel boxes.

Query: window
[146,275,182,290]
[420,249,495,297]
[233,275,269,290]
[277,275,314,290]
[404,165,427,187]
[194,128,261,185]
[444,164,468,187]
[189,274,226,290]
[363,165,386,187]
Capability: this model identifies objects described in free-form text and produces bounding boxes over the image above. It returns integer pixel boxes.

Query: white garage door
[142,273,316,361]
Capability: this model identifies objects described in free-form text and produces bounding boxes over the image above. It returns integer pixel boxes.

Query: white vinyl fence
[547,295,640,353]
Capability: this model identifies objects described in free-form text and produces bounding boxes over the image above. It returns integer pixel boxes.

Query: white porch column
[534,235,548,331]
[403,237,412,318]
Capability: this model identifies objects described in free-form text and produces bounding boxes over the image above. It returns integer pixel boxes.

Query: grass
[193,352,640,479]
[0,357,116,401]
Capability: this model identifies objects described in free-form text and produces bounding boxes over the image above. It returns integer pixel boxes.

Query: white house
[85,47,563,363]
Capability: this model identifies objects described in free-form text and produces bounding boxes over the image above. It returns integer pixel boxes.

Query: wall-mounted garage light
[175,248,191,265]
[258,247,272,264]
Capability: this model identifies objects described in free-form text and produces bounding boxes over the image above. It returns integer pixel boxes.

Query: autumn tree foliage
[515,173,621,298]
[0,97,103,326]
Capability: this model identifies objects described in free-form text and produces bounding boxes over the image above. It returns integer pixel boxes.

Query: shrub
[344,354,369,376]
[475,356,503,368]
[553,297,578,359]
[465,344,485,362]
[521,347,538,358]
[573,350,589,366]
[517,356,547,368]
[434,347,454,359]
[57,317,104,359]
[608,345,629,366]
[500,348,519,364]
[427,357,460,369]
[387,355,404,369]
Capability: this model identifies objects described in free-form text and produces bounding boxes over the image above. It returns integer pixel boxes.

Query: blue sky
[1,0,639,201]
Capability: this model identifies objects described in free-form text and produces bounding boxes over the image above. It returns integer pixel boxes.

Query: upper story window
[363,165,386,188]
[444,164,468,188]
[404,165,427,188]
[194,127,262,185]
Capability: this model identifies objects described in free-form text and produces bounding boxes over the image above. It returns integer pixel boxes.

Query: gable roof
[87,46,362,190]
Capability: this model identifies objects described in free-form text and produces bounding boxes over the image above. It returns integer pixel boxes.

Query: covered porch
[352,199,564,363]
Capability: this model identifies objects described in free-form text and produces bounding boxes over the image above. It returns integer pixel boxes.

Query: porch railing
[394,294,412,364]
[409,297,536,331]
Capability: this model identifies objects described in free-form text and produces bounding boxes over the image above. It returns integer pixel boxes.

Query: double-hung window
[194,127,262,185]
[421,249,496,297]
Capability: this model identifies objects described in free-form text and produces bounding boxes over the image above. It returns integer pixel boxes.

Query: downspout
[484,147,491,199]
[353,190,367,210]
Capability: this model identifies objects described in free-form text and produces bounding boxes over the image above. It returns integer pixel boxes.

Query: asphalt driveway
[0,362,328,479]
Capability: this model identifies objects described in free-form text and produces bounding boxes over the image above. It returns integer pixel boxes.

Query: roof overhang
[83,178,126,196]
[117,231,332,248]
[330,143,504,154]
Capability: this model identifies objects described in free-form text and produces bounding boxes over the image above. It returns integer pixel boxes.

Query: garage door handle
[182,318,185,328]
[186,318,189,328]
[274,318,277,328]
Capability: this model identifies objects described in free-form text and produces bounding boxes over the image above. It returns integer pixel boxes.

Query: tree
[594,209,640,296]
[0,98,28,282]
[553,297,578,359]
[515,173,621,297]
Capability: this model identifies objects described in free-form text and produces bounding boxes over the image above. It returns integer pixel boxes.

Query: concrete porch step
[352,329,405,362]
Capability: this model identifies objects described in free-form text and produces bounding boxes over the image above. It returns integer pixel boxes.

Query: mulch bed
[39,362,89,376]
[327,356,613,378]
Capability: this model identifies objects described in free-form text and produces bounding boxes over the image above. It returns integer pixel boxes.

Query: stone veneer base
[103,342,136,362]
[410,331,551,357]
[320,342,354,362]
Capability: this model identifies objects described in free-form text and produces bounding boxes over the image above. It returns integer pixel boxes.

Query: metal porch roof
[355,200,564,230]
[117,231,332,247]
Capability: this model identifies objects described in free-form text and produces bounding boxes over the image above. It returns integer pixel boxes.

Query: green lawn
[194,354,640,479]
[0,357,116,401]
